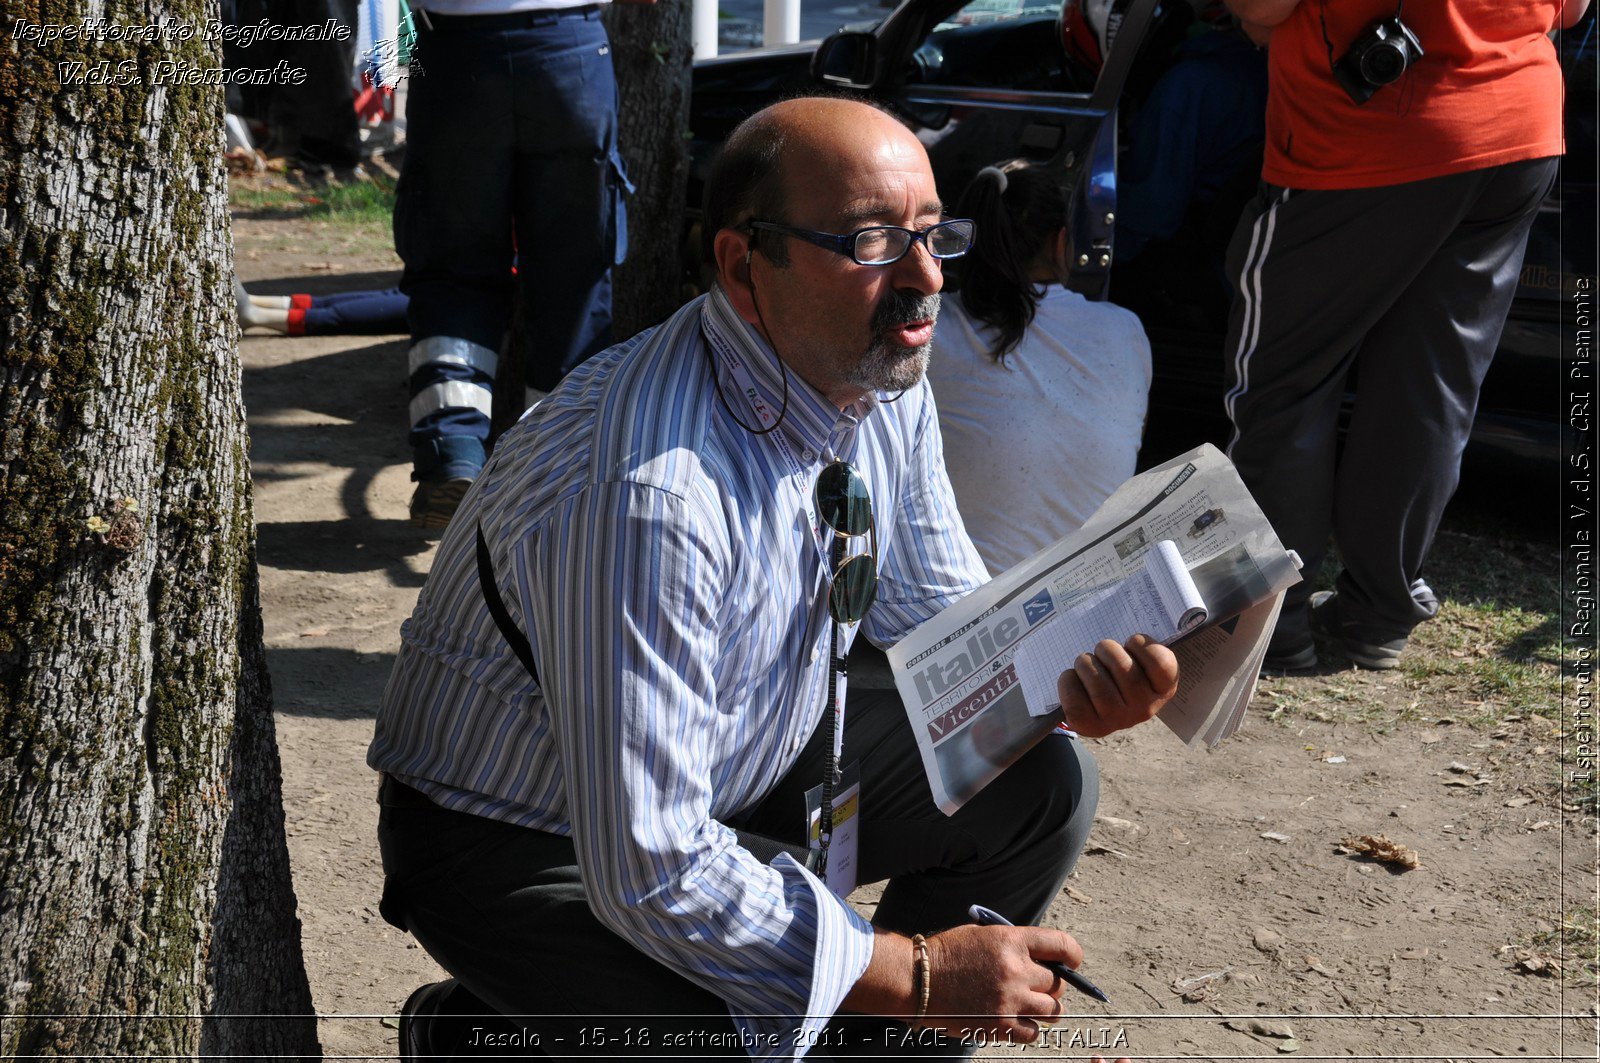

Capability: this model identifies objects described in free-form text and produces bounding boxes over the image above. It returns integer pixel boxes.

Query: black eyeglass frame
[745,218,975,267]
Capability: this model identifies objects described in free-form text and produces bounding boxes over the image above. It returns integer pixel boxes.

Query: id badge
[806,760,861,899]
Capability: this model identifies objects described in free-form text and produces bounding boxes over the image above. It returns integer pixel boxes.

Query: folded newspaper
[887,444,1302,815]
[1013,538,1206,717]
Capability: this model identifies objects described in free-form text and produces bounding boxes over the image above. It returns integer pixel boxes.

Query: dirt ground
[234,214,1597,1062]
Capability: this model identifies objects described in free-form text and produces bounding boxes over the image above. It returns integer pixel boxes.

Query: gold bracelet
[911,933,931,1025]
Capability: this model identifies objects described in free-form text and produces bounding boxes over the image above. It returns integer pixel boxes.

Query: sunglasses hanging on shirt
[811,459,877,872]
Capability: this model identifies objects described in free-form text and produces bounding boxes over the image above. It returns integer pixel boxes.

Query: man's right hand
[921,923,1084,1043]
[843,923,1100,1046]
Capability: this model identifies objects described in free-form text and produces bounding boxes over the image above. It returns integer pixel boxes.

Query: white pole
[693,0,720,59]
[763,0,801,46]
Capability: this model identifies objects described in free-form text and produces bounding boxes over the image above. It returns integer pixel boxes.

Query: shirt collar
[702,287,879,461]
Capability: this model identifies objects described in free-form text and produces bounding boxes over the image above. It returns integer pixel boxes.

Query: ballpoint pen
[968,903,1111,1004]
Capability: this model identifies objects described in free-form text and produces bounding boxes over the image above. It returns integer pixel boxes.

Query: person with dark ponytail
[927,159,1152,575]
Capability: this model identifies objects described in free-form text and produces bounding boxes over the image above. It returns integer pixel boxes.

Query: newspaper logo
[926,665,1018,741]
[1023,589,1055,627]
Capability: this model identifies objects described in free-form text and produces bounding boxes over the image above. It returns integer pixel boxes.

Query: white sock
[234,279,290,333]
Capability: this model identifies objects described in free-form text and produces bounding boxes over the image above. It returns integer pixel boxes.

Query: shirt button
[801,448,816,463]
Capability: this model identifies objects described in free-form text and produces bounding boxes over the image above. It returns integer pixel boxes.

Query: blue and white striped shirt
[368,288,989,1057]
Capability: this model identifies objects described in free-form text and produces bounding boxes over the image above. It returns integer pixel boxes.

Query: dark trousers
[395,8,625,477]
[378,689,1099,1059]
[1221,156,1557,640]
[301,288,408,335]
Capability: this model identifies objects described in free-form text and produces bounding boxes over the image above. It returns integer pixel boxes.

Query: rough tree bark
[602,0,694,340]
[0,1,319,1057]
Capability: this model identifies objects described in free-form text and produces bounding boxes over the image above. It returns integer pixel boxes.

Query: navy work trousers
[396,7,626,479]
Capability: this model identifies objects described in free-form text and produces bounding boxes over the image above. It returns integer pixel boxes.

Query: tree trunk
[0,2,319,1057]
[602,0,693,340]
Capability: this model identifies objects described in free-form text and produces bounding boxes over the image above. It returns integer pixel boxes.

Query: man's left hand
[1057,633,1178,738]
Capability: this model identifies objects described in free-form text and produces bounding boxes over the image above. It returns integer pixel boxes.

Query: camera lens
[1360,39,1408,84]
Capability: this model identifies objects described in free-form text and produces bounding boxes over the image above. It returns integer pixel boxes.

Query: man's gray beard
[847,339,931,394]
[848,291,939,393]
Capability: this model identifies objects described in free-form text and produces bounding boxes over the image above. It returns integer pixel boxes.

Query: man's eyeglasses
[815,460,876,622]
[747,218,976,267]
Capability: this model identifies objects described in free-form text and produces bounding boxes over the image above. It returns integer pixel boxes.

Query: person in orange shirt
[1221,0,1586,672]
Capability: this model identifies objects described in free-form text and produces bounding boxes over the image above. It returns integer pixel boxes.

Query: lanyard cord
[818,620,842,862]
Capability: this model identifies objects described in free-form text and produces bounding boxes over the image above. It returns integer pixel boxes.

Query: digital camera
[1333,16,1424,104]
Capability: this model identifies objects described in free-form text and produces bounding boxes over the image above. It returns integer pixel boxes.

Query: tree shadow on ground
[243,270,402,299]
[243,336,434,586]
[266,646,396,720]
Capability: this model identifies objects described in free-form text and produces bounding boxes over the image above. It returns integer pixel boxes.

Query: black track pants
[1222,156,1557,637]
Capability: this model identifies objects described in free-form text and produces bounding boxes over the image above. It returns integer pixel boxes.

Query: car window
[937,0,1059,31]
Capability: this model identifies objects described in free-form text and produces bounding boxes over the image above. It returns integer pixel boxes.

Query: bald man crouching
[370,97,1176,1060]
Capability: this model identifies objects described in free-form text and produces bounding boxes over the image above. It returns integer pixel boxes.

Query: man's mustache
[871,290,940,336]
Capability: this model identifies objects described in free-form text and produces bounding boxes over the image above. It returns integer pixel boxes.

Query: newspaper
[887,444,1302,815]
[1012,539,1206,718]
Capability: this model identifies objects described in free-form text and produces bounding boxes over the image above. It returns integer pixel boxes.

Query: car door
[687,0,1162,298]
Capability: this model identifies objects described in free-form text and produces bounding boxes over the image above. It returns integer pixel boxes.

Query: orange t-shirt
[1262,0,1565,189]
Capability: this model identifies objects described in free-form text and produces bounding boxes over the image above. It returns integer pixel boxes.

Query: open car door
[809,0,1161,298]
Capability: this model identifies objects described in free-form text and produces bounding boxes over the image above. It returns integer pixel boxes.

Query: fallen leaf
[1094,814,1139,831]
[1510,947,1561,976]
[1337,833,1422,870]
[1504,796,1535,808]
[1304,955,1333,977]
[1065,885,1093,905]
[1529,820,1554,831]
[1261,831,1292,843]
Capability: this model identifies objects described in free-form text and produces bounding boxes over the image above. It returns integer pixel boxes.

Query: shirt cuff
[733,852,876,1060]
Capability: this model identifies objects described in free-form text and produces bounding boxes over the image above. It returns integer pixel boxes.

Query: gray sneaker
[1309,590,1407,670]
[408,475,474,532]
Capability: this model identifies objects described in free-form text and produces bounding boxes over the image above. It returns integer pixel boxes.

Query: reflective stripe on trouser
[407,336,499,478]
[409,334,498,378]
[409,380,493,425]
